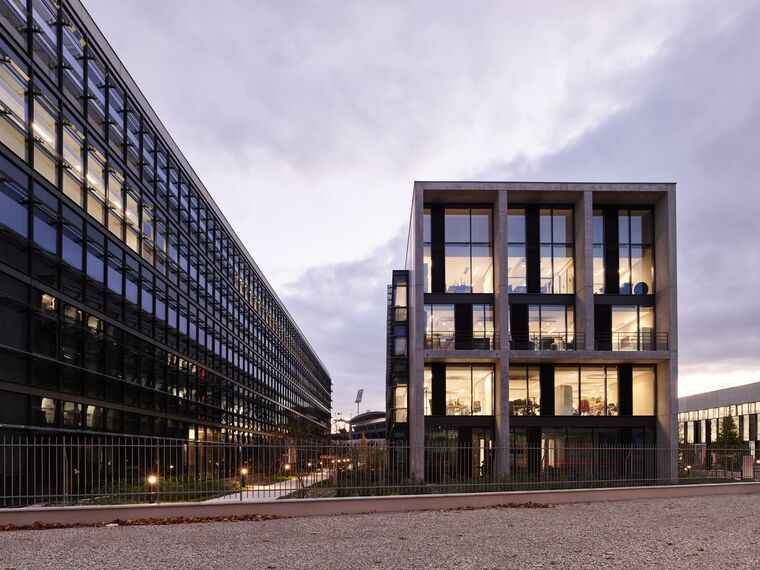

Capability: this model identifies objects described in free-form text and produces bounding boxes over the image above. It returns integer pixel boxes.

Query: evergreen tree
[716,415,740,448]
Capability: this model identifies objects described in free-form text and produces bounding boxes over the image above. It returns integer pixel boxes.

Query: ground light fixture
[146,474,159,503]
[240,467,248,501]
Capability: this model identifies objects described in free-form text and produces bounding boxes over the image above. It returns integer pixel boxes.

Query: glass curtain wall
[0,1,332,440]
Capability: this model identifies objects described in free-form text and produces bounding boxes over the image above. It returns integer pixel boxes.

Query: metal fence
[0,432,756,507]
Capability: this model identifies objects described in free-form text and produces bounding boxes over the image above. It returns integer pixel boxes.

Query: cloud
[84,0,700,286]
[81,0,760,409]
[279,229,407,418]
[483,2,760,396]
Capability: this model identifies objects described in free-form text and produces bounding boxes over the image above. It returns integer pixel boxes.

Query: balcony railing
[595,331,668,351]
[509,331,583,351]
[424,332,498,350]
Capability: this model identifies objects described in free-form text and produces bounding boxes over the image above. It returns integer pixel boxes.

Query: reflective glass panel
[446,366,471,415]
[555,367,578,416]
[444,209,469,242]
[580,366,605,416]
[471,244,493,293]
[471,209,491,242]
[471,366,493,416]
[445,243,471,293]
[632,366,655,415]
[507,244,526,293]
[424,367,432,415]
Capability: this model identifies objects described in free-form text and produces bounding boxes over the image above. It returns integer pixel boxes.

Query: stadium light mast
[355,389,363,416]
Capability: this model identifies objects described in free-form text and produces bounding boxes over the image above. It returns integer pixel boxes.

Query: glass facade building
[679,382,760,452]
[0,0,331,442]
[388,182,678,480]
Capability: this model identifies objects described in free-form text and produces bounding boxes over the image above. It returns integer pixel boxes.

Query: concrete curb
[2,482,758,526]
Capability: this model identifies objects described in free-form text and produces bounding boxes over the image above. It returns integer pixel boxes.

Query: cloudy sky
[84,0,760,419]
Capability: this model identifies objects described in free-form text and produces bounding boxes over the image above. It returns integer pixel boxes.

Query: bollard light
[284,463,291,471]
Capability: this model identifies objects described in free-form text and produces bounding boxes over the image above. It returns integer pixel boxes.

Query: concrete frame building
[387,182,678,480]
[0,0,331,441]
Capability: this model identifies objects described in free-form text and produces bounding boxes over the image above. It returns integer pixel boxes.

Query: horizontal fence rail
[0,431,755,507]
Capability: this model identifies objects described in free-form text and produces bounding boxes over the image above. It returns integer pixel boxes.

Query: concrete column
[654,188,678,482]
[575,191,594,351]
[409,184,425,480]
[493,190,510,477]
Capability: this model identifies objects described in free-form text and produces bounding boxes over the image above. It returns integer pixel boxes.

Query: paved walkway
[2,493,758,568]
[204,470,331,503]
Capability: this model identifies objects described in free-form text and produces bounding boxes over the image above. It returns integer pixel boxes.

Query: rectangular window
[86,145,107,223]
[509,365,540,416]
[539,208,574,294]
[611,305,655,350]
[527,304,575,350]
[424,367,432,415]
[61,17,86,102]
[580,366,606,416]
[619,209,654,294]
[444,208,493,293]
[507,208,526,293]
[445,365,493,416]
[593,209,604,294]
[555,367,578,416]
[61,208,83,270]
[86,228,105,283]
[62,118,85,206]
[424,304,454,349]
[31,0,59,84]
[394,385,407,423]
[632,366,655,415]
[33,188,58,255]
[0,51,28,158]
[472,304,494,349]
[32,91,58,185]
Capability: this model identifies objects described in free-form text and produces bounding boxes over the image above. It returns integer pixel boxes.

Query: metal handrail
[594,331,668,351]
[424,332,498,350]
[509,331,584,351]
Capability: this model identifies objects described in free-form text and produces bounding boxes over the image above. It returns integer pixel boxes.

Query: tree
[715,415,740,448]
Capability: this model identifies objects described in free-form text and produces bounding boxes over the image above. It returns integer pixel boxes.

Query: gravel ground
[1,494,759,569]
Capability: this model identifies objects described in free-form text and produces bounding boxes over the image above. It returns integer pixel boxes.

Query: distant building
[348,410,385,441]
[679,382,760,450]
